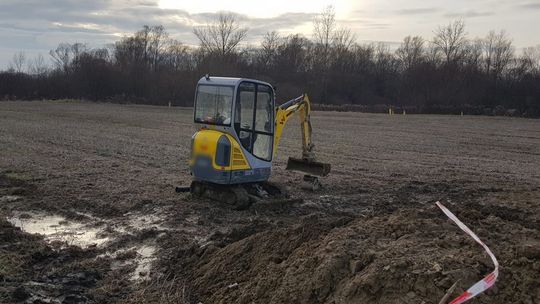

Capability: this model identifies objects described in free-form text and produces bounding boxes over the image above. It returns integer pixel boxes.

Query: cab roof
[198,76,273,88]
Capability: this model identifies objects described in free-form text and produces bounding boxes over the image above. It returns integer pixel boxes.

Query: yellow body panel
[191,129,250,171]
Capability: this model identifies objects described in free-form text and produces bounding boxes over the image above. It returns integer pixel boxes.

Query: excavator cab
[191,76,275,184]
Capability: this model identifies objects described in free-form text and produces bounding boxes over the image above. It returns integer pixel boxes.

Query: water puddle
[132,245,157,281]
[7,211,167,282]
[7,212,109,248]
[101,244,158,281]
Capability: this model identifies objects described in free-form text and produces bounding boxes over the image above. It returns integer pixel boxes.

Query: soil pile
[155,203,539,304]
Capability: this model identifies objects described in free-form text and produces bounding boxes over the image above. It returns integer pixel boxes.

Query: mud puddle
[7,212,110,248]
[7,211,165,281]
[5,206,200,298]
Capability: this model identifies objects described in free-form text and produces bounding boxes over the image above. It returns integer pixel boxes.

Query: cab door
[234,82,274,162]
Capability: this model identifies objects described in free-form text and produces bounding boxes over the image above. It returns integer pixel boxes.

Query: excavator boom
[274,94,331,177]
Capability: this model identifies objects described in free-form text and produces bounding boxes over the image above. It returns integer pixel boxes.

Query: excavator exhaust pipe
[286,157,331,177]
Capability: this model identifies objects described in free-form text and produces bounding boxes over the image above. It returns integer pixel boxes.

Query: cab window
[234,82,273,161]
[255,86,272,133]
[194,85,234,126]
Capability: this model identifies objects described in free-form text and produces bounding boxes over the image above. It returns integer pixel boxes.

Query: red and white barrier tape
[436,201,499,304]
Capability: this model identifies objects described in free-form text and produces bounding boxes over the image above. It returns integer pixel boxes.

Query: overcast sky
[1,0,539,68]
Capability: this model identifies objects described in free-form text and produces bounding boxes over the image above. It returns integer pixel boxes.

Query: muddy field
[0,100,539,304]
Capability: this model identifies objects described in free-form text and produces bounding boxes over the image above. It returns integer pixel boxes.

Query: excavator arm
[274,94,314,160]
[273,94,331,177]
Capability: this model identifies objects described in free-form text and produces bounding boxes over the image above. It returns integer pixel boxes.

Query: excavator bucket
[286,157,331,177]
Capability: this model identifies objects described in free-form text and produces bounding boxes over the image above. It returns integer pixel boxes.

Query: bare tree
[10,51,26,73]
[520,45,540,75]
[313,6,336,48]
[113,25,169,70]
[28,54,48,75]
[433,20,468,65]
[482,30,513,78]
[193,13,248,56]
[69,43,88,70]
[312,6,337,102]
[91,48,110,61]
[49,43,86,72]
[136,25,152,63]
[148,25,168,71]
[396,36,424,70]
[166,39,192,71]
[258,31,281,70]
[463,38,483,69]
[313,5,336,66]
[275,34,311,74]
[115,35,146,68]
[375,43,397,74]
[425,42,442,65]
[333,28,356,52]
[330,28,356,72]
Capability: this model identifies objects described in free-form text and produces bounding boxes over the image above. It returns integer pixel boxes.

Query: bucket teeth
[286,157,331,177]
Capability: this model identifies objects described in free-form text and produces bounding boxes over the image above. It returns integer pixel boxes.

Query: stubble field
[0,100,539,303]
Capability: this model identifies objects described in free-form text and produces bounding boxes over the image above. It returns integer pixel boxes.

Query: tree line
[1,7,539,117]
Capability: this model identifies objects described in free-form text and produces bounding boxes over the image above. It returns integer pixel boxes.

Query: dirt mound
[151,204,538,304]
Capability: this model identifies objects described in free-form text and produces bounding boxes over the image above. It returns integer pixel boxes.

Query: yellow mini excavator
[183,75,330,208]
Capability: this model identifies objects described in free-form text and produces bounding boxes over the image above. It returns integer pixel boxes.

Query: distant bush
[311,103,536,117]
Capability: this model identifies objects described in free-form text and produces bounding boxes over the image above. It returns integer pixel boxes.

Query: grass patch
[0,252,25,281]
[4,171,32,182]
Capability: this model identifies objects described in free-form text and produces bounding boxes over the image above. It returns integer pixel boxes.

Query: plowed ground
[1,101,539,303]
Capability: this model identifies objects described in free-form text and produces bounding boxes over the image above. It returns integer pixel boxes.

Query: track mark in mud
[0,195,22,203]
[132,245,158,281]
[124,211,170,232]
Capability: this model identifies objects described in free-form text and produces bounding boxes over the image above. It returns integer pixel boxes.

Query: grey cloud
[0,0,315,47]
[130,0,158,6]
[2,0,537,68]
[357,40,402,49]
[357,23,391,30]
[444,10,494,18]
[0,0,324,67]
[519,2,540,9]
[242,13,315,37]
[395,7,441,15]
[340,18,391,30]
[49,24,112,35]
[0,0,181,66]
